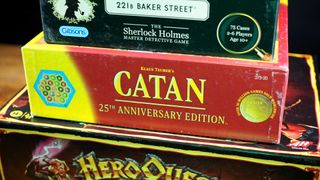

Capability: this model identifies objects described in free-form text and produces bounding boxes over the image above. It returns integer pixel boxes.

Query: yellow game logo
[74,152,217,180]
[114,70,206,104]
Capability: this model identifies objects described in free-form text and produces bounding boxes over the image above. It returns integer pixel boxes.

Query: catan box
[21,1,288,143]
[40,0,280,61]
[0,54,319,180]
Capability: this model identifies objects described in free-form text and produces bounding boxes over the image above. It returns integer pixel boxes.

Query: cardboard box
[40,0,280,61]
[22,2,288,143]
[0,54,319,179]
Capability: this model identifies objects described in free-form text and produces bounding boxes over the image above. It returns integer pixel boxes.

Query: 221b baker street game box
[21,1,288,143]
[0,54,319,179]
[40,0,280,61]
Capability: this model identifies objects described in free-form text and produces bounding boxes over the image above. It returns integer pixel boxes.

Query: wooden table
[0,44,26,108]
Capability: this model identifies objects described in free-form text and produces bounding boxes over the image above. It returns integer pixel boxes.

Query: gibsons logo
[48,0,97,24]
[74,152,217,180]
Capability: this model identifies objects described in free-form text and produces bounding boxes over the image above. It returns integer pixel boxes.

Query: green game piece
[57,75,63,81]
[50,75,56,80]
[60,98,65,103]
[43,91,48,96]
[58,87,64,92]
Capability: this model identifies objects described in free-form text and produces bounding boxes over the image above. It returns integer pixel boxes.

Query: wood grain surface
[0,44,26,108]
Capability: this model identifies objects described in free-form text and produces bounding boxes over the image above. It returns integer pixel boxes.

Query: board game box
[21,1,288,143]
[0,54,319,179]
[40,0,280,61]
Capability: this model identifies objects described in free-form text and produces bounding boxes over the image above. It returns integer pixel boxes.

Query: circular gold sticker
[239,93,273,123]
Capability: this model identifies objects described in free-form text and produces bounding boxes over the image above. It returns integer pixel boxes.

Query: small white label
[105,0,210,21]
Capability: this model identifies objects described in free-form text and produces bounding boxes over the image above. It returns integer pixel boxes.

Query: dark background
[0,1,319,55]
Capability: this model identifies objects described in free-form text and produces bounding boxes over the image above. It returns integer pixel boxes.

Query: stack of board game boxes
[0,55,319,179]
[23,0,288,143]
[1,0,319,179]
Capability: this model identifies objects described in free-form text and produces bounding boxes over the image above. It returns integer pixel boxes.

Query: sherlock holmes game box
[21,1,288,143]
[40,0,279,61]
[0,54,319,180]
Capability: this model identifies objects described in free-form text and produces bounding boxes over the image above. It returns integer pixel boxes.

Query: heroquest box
[0,53,319,179]
[21,2,288,143]
[40,0,280,61]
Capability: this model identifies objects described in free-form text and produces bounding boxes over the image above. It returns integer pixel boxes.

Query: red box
[0,53,319,180]
[22,2,288,143]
